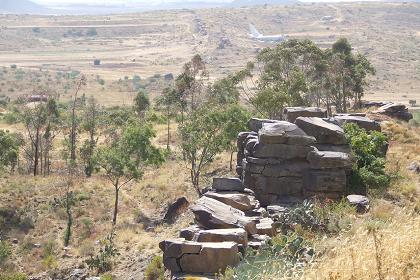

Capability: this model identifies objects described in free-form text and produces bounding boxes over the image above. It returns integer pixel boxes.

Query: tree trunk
[34,128,40,176]
[112,182,119,225]
[64,191,73,247]
[167,106,170,151]
[229,150,234,171]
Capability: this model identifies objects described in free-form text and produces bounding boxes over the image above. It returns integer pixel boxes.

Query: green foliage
[144,255,164,280]
[277,200,325,232]
[134,91,150,115]
[344,123,390,192]
[0,130,21,172]
[179,103,249,194]
[86,231,118,273]
[0,272,28,280]
[100,274,113,280]
[0,241,11,266]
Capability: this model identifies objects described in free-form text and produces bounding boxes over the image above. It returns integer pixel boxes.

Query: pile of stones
[160,177,276,279]
[373,102,413,121]
[161,107,381,279]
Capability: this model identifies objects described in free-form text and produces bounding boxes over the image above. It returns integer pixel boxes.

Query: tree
[80,96,101,177]
[175,54,208,114]
[69,76,87,165]
[179,104,248,195]
[156,87,177,151]
[95,121,164,225]
[134,90,150,119]
[0,130,21,172]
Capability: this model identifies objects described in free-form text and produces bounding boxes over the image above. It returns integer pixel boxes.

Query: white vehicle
[249,24,286,43]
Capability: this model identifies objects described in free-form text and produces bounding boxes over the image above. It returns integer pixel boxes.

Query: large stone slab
[243,174,303,196]
[180,242,240,274]
[194,228,248,247]
[258,122,315,145]
[307,150,352,170]
[204,191,259,211]
[248,118,281,132]
[303,169,347,193]
[161,239,240,274]
[212,177,244,192]
[250,142,315,159]
[256,218,276,237]
[332,115,381,132]
[191,197,257,234]
[315,144,351,154]
[295,117,346,145]
[283,107,327,123]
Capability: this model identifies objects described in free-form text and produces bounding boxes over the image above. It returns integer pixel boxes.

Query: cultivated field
[0,2,419,106]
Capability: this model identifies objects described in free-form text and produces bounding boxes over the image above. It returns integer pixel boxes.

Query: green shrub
[0,272,28,280]
[86,232,117,273]
[0,241,11,266]
[344,123,390,193]
[144,255,164,280]
[100,274,113,280]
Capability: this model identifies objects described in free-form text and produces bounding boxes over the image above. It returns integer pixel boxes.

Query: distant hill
[227,0,299,7]
[0,0,50,14]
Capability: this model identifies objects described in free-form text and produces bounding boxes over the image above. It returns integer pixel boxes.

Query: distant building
[322,16,334,21]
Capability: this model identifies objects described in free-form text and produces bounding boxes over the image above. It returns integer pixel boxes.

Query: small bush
[100,274,113,280]
[344,123,390,193]
[86,231,117,273]
[0,272,28,280]
[0,241,11,266]
[144,255,164,280]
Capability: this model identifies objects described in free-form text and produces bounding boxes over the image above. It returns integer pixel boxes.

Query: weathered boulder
[243,159,308,177]
[346,194,370,212]
[373,103,413,121]
[258,122,315,145]
[191,197,257,234]
[160,239,240,274]
[248,118,281,132]
[331,115,381,132]
[295,117,347,145]
[193,228,248,247]
[163,197,190,224]
[307,150,352,170]
[283,107,327,123]
[407,161,420,174]
[180,225,203,241]
[256,218,276,237]
[244,173,303,196]
[204,191,259,212]
[212,177,244,192]
[250,142,315,159]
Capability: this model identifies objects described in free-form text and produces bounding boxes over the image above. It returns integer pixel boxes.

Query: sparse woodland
[0,33,419,280]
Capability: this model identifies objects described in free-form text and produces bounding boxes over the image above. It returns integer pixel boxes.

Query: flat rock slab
[204,191,259,212]
[172,273,216,280]
[193,228,248,247]
[307,150,352,170]
[283,107,327,123]
[243,159,308,177]
[295,117,346,145]
[212,177,244,192]
[258,122,315,145]
[191,196,257,234]
[251,142,315,159]
[374,103,407,113]
[248,118,281,132]
[179,225,203,241]
[332,115,381,132]
[315,144,351,154]
[256,218,276,237]
[243,174,304,196]
[347,194,370,212]
[161,239,240,274]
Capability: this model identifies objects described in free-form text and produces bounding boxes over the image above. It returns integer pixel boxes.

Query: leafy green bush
[0,241,11,266]
[100,274,113,280]
[344,123,390,193]
[144,255,164,280]
[0,272,28,280]
[86,232,118,273]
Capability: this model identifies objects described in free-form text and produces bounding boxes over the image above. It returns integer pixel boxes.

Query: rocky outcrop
[295,117,347,145]
[373,103,413,121]
[330,115,381,132]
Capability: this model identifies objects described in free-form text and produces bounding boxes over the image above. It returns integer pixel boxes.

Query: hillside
[0,0,50,14]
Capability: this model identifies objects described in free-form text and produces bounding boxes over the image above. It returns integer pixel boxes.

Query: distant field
[0,2,419,106]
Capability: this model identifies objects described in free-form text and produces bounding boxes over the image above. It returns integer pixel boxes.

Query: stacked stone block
[238,117,353,206]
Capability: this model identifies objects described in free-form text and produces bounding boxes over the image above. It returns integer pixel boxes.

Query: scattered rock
[191,197,257,234]
[255,218,276,237]
[212,177,244,192]
[160,239,240,274]
[248,118,281,132]
[373,103,413,121]
[295,117,347,145]
[163,197,190,224]
[346,194,370,212]
[407,161,420,173]
[180,225,203,241]
[332,115,381,132]
[193,228,248,247]
[204,191,259,211]
[283,107,327,123]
